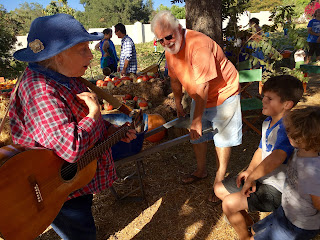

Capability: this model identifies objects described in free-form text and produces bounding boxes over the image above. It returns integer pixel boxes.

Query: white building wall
[250,11,272,27]
[222,11,272,30]
[13,12,270,51]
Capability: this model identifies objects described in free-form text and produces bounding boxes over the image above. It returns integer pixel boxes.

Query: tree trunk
[185,0,222,47]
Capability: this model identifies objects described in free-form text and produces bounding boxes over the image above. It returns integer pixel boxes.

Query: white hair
[151,10,181,33]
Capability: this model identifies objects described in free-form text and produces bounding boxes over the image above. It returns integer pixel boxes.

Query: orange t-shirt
[166,29,240,108]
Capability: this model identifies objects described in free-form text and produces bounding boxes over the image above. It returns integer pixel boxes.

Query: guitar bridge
[28,175,44,211]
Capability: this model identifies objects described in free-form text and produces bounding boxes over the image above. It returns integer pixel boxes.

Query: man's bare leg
[209,146,231,202]
[181,142,208,183]
[214,146,231,184]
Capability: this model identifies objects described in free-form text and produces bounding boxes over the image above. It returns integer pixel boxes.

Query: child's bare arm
[248,149,287,179]
[236,148,262,187]
[241,149,287,196]
[246,148,263,172]
[311,195,320,210]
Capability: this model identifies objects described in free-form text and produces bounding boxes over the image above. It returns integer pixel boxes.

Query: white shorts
[190,94,242,148]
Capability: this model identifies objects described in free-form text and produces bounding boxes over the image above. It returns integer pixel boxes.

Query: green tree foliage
[155,4,186,19]
[222,0,250,21]
[269,5,308,50]
[79,0,153,28]
[0,5,25,78]
[10,2,44,35]
[247,0,283,12]
[223,0,251,65]
[43,0,76,16]
[283,0,309,16]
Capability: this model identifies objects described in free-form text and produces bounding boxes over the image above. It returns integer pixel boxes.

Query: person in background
[114,23,137,75]
[10,13,136,239]
[261,24,270,37]
[215,75,304,240]
[294,48,306,69]
[153,37,158,52]
[306,8,320,64]
[164,60,168,77]
[248,17,264,65]
[249,18,262,40]
[251,106,320,240]
[95,28,118,72]
[101,40,117,73]
[151,10,242,203]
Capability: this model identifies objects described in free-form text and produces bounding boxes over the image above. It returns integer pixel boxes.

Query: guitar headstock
[129,109,145,133]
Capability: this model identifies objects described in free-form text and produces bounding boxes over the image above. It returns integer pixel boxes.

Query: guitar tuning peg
[129,109,140,118]
[129,109,144,133]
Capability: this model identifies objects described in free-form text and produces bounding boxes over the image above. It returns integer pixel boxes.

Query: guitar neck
[78,124,131,169]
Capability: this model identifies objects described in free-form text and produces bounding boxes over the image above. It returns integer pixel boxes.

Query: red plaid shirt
[9,65,117,200]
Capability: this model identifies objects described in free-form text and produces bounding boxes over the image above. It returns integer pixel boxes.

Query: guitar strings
[37,126,130,193]
[60,126,129,176]
[37,127,127,193]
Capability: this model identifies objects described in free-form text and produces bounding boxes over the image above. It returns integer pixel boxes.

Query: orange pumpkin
[120,76,132,81]
[105,105,113,111]
[96,80,104,87]
[142,75,149,82]
[104,76,112,82]
[146,114,166,142]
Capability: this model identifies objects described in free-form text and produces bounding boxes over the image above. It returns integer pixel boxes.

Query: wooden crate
[140,64,159,75]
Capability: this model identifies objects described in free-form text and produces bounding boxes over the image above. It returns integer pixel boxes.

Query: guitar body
[0,145,97,240]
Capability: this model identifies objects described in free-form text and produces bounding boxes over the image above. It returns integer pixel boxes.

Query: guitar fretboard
[78,124,131,170]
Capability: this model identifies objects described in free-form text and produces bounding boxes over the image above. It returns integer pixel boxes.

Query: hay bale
[0,99,12,147]
[109,79,165,103]
[147,104,175,122]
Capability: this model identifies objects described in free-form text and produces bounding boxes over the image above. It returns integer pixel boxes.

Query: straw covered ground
[1,74,320,240]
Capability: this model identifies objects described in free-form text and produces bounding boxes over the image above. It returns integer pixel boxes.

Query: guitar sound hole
[60,162,78,181]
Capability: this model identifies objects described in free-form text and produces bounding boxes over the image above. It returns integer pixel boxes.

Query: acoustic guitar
[0,123,134,240]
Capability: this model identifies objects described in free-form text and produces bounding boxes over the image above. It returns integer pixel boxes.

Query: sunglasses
[157,34,173,44]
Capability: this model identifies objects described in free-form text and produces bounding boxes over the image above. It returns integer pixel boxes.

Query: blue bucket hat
[13,13,103,62]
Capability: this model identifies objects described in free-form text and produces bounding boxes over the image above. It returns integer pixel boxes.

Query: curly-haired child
[251,106,320,240]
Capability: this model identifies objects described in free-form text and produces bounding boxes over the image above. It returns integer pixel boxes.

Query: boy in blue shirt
[214,75,304,240]
[306,8,320,64]
[251,106,320,240]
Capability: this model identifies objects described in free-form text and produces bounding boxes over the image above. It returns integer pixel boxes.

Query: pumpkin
[105,105,113,111]
[136,76,143,83]
[124,94,132,100]
[96,80,104,87]
[106,81,115,90]
[142,75,149,82]
[139,101,148,110]
[147,72,155,77]
[146,114,166,142]
[114,80,123,87]
[120,76,132,81]
[104,76,112,82]
[133,96,139,102]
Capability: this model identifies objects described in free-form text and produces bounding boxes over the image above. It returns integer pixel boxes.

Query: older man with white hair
[151,11,242,203]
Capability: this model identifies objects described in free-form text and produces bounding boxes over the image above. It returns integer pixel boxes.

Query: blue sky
[0,0,184,12]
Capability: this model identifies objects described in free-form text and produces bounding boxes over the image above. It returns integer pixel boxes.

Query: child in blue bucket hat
[9,14,137,240]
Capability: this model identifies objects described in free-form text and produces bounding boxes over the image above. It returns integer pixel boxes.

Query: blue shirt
[99,39,119,69]
[120,35,137,74]
[307,19,320,43]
